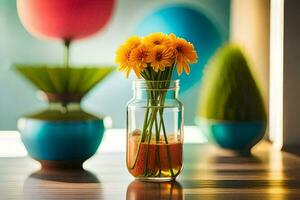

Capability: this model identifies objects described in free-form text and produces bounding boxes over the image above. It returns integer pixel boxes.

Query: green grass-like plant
[15,65,114,95]
[198,44,266,122]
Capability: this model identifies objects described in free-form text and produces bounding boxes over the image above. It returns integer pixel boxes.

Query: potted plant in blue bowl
[15,0,115,169]
[196,44,267,155]
[16,65,113,169]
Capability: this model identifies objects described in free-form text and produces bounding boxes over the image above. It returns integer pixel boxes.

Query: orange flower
[115,44,132,77]
[115,36,142,77]
[129,44,151,77]
[170,33,197,75]
[124,36,142,49]
[147,45,174,72]
[143,32,171,46]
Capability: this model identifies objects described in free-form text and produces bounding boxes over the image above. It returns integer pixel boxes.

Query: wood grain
[1,142,300,199]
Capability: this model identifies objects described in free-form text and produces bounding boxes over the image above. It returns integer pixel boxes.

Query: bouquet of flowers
[116,32,197,179]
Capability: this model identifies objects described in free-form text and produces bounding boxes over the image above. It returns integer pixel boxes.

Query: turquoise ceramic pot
[18,105,105,169]
[197,118,266,153]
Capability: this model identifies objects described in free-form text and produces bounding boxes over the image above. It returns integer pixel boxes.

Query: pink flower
[17,0,115,41]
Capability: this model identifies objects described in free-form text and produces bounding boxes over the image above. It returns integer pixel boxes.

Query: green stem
[129,99,150,170]
[155,116,162,176]
[64,39,71,68]
[63,39,71,96]
[143,108,157,175]
[129,70,155,171]
[144,71,161,176]
[158,66,175,177]
[159,110,175,177]
[141,100,150,142]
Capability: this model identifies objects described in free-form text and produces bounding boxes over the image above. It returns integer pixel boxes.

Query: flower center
[176,46,183,53]
[155,52,163,61]
[138,51,148,61]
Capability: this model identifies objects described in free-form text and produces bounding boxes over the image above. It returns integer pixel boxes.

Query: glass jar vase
[126,80,183,182]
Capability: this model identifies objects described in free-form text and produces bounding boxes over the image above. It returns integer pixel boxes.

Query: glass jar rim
[133,79,180,90]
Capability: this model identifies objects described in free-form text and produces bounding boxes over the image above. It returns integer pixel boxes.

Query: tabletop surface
[1,142,300,200]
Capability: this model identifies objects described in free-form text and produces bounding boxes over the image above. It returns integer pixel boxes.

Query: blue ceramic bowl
[18,118,104,168]
[196,118,266,153]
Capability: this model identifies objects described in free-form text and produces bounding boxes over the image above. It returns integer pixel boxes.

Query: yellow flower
[115,44,132,77]
[143,32,171,46]
[115,36,142,77]
[147,45,174,72]
[129,44,151,77]
[124,36,142,49]
[170,33,198,75]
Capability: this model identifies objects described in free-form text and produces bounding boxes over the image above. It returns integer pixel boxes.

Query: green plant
[15,65,114,95]
[198,44,266,122]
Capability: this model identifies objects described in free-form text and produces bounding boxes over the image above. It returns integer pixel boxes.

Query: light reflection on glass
[126,180,184,200]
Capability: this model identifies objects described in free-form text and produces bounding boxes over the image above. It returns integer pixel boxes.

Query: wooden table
[1,142,300,199]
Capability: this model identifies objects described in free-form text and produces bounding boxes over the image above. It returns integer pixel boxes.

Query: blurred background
[0,0,271,130]
[3,2,300,199]
[5,0,300,156]
[0,0,231,130]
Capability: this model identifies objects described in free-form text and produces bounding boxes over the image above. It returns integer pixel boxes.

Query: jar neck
[134,89,178,100]
[133,80,179,100]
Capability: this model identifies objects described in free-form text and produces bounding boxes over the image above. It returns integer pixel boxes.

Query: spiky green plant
[15,65,114,120]
[198,44,266,122]
[15,65,114,95]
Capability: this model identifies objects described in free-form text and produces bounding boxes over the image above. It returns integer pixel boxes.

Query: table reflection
[23,169,102,200]
[182,148,291,200]
[126,180,183,200]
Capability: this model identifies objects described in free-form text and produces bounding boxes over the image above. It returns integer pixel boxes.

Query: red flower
[17,0,115,41]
